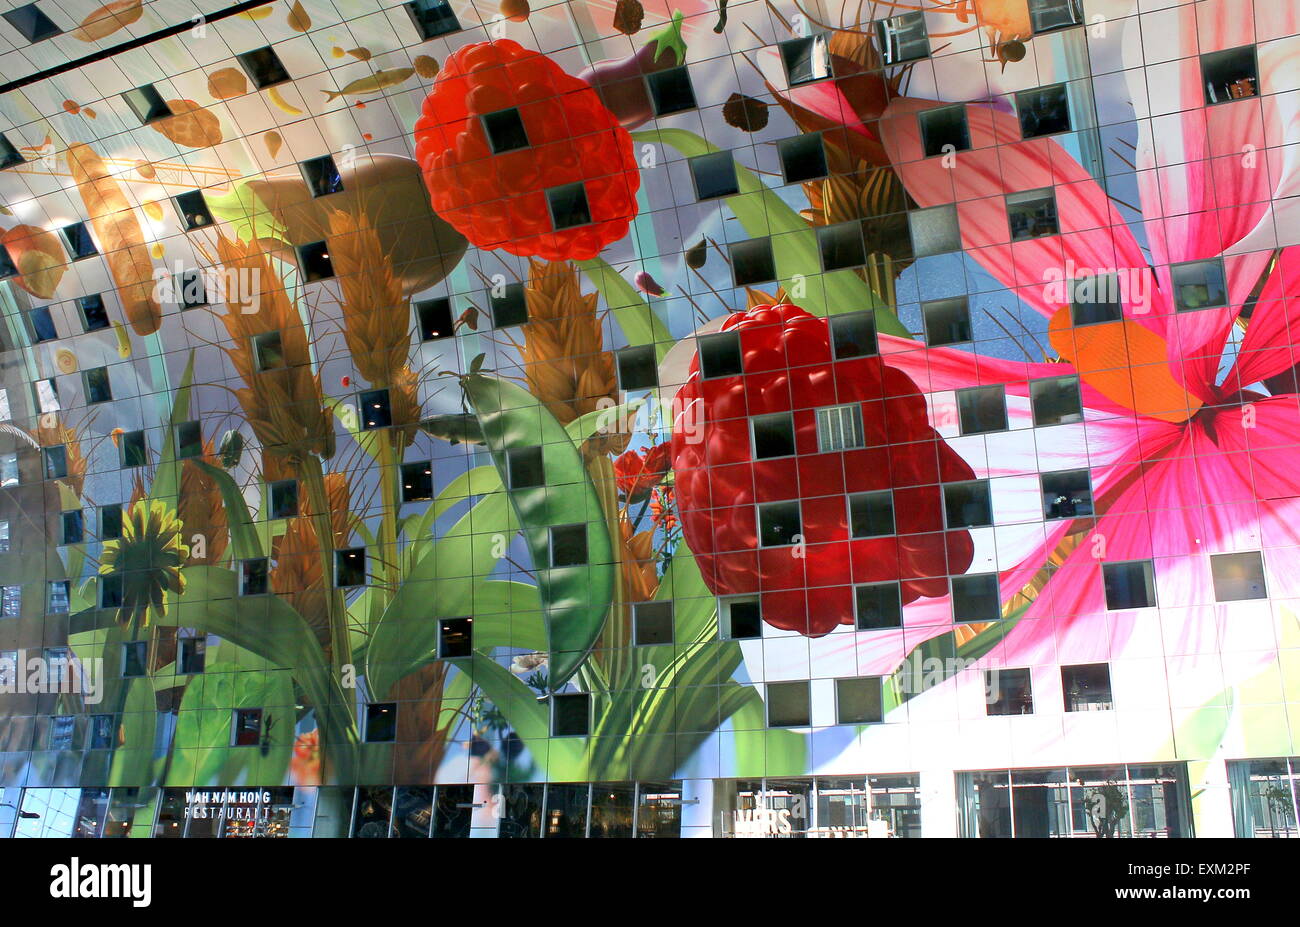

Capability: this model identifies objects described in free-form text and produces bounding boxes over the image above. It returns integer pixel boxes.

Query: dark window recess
[922,297,972,346]
[849,491,894,539]
[416,297,454,340]
[1102,560,1156,610]
[269,479,299,518]
[730,237,776,286]
[698,331,742,379]
[61,222,98,259]
[506,446,545,489]
[406,0,461,40]
[121,640,147,677]
[767,681,811,727]
[1007,188,1059,241]
[633,601,674,645]
[957,385,1008,435]
[837,677,884,724]
[780,34,830,86]
[616,345,658,391]
[1172,259,1227,311]
[177,270,208,309]
[241,558,268,596]
[1018,83,1071,138]
[400,462,433,503]
[689,151,739,200]
[481,107,529,153]
[253,331,285,371]
[3,4,62,43]
[237,46,291,89]
[987,668,1034,715]
[1201,45,1258,104]
[231,709,262,746]
[45,445,68,480]
[89,715,114,750]
[876,10,930,63]
[336,548,366,587]
[0,134,24,170]
[121,431,147,468]
[758,500,801,547]
[752,413,796,459]
[178,637,206,674]
[918,105,970,158]
[176,421,202,459]
[1030,375,1083,426]
[1070,274,1122,325]
[723,597,762,639]
[297,240,335,281]
[856,581,901,630]
[1041,469,1093,519]
[831,312,877,359]
[951,573,1001,622]
[1028,0,1084,34]
[552,693,590,736]
[122,85,172,124]
[646,66,696,116]
[359,389,392,430]
[79,294,110,331]
[300,156,343,197]
[909,205,961,257]
[27,306,57,343]
[438,617,473,658]
[60,510,84,545]
[944,480,993,528]
[173,190,214,230]
[1209,551,1267,602]
[818,221,867,271]
[100,504,123,540]
[777,133,828,184]
[101,573,124,610]
[84,367,112,404]
[489,282,528,327]
[1062,663,1112,711]
[547,183,592,230]
[549,524,588,567]
[0,245,16,278]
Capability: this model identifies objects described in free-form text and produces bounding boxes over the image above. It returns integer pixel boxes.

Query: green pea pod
[462,373,614,690]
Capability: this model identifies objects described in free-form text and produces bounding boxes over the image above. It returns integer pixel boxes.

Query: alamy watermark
[0,649,103,704]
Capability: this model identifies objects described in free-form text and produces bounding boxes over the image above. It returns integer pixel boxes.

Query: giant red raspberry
[413,40,640,262]
[671,303,976,637]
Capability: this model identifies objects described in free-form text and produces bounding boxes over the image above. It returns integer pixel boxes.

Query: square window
[777,133,828,184]
[102,574,125,609]
[336,547,366,587]
[830,311,877,359]
[240,558,269,596]
[122,85,172,124]
[1041,469,1093,519]
[400,462,433,503]
[1017,83,1071,138]
[779,35,830,86]
[48,580,70,614]
[3,4,61,42]
[549,524,588,567]
[552,693,590,736]
[922,297,972,346]
[122,641,148,678]
[173,190,214,230]
[1201,45,1258,105]
[1028,0,1083,33]
[818,221,867,271]
[300,155,343,197]
[297,240,335,281]
[816,404,865,451]
[1171,259,1227,311]
[60,510,83,545]
[506,446,545,489]
[1030,375,1082,426]
[44,445,68,479]
[176,420,202,459]
[47,715,72,750]
[253,331,285,371]
[616,345,658,391]
[481,107,530,154]
[232,708,263,746]
[438,617,473,658]
[758,499,801,547]
[177,270,208,309]
[909,205,961,257]
[751,412,796,459]
[78,294,110,332]
[951,573,1001,622]
[406,0,461,39]
[1210,551,1267,602]
[918,105,970,158]
[1062,663,1112,711]
[767,681,810,727]
[721,595,762,639]
[876,10,930,64]
[33,377,59,413]
[61,222,97,259]
[120,430,147,468]
[416,297,454,340]
[89,715,114,750]
[698,331,742,378]
[1007,188,1059,241]
[730,237,776,286]
[269,479,298,518]
[489,282,528,328]
[1102,560,1156,610]
[689,151,740,200]
[1,584,20,616]
[944,480,992,528]
[986,668,1033,715]
[836,677,883,724]
[0,134,23,170]
[2,454,19,487]
[547,183,592,230]
[179,636,206,675]
[646,66,696,116]
[26,306,56,343]
[849,491,894,539]
[237,46,291,90]
[957,385,1008,435]
[359,388,392,430]
[83,367,112,404]
[855,581,901,630]
[100,504,123,540]
[633,601,674,645]
[1069,274,1122,326]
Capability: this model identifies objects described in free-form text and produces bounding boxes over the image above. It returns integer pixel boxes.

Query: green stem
[374,435,402,621]
[298,456,351,673]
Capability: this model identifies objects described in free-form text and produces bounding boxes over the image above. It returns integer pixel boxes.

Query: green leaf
[193,461,262,561]
[109,675,159,787]
[148,351,195,506]
[575,257,673,358]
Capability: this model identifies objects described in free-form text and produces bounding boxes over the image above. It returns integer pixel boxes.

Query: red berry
[412,40,640,262]
[670,303,976,637]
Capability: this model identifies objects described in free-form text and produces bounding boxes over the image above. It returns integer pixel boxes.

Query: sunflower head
[98,500,190,627]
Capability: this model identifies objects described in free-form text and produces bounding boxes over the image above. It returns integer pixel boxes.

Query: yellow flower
[98,500,189,627]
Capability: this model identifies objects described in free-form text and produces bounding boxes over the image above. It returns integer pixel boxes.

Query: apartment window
[1172,259,1227,311]
[406,0,461,39]
[122,641,148,678]
[767,681,811,727]
[364,702,398,742]
[400,462,433,503]
[1201,45,1258,105]
[506,446,545,490]
[122,85,172,124]
[416,298,454,340]
[721,595,762,639]
[1070,274,1122,326]
[909,205,961,257]
[923,297,972,347]
[0,519,8,551]
[1041,469,1093,519]
[855,581,901,630]
[918,105,970,158]
[297,241,335,281]
[758,500,801,547]
[359,388,392,430]
[876,11,930,64]
[1210,551,1267,602]
[47,581,70,614]
[777,133,827,184]
[489,282,528,328]
[546,182,592,230]
[49,715,76,750]
[698,331,742,379]
[816,404,865,452]
[89,715,114,750]
[752,412,796,459]
[646,66,696,116]
[818,221,868,272]
[43,445,67,480]
[0,388,7,421]
[240,558,269,596]
[77,366,112,406]
[178,635,206,674]
[336,548,366,587]
[26,306,57,343]
[549,524,588,567]
[779,34,831,86]
[1102,560,1156,610]
[1017,83,1071,139]
[849,490,894,539]
[175,421,202,460]
[957,386,1007,435]
[0,134,24,170]
[237,46,291,89]
[62,221,100,259]
[482,107,529,154]
[1007,189,1059,241]
[232,708,263,746]
[78,294,110,332]
[986,668,1033,715]
[173,270,207,310]
[298,154,343,197]
[1028,0,1083,33]
[616,345,658,391]
[173,190,214,230]
[831,312,877,359]
[552,693,591,736]
[252,331,285,371]
[0,584,19,617]
[1030,375,1083,426]
[33,377,59,413]
[269,479,298,518]
[3,4,62,43]
[689,151,740,200]
[837,677,884,724]
[438,617,473,658]
[0,246,15,278]
[100,504,123,540]
[60,510,83,545]
[633,601,674,645]
[730,238,776,286]
[951,573,1001,622]
[1062,663,1113,711]
[101,573,124,609]
[944,480,992,528]
[120,430,147,468]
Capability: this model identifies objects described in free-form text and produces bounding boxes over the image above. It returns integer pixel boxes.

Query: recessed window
[232,709,263,746]
[922,297,972,347]
[698,331,742,379]
[176,421,202,460]
[173,190,214,230]
[944,480,992,528]
[33,377,59,414]
[552,693,590,736]
[178,636,206,675]
[400,462,433,503]
[646,66,696,116]
[986,668,1033,715]
[59,510,83,545]
[1102,560,1156,610]
[0,134,24,170]
[1,454,19,487]
[918,105,970,158]
[721,595,762,639]
[876,10,930,64]
[633,601,674,645]
[61,222,98,259]
[120,430,147,468]
[100,504,123,540]
[848,490,894,539]
[89,714,114,750]
[1030,375,1083,426]
[730,237,776,286]
[78,294,110,332]
[957,385,1008,435]
[751,412,796,459]
[297,240,335,281]
[758,500,802,547]
[1210,551,1267,602]
[481,107,530,154]
[364,703,397,742]
[816,404,865,452]
[240,558,269,596]
[44,445,68,480]
[359,388,392,430]
[438,617,473,658]
[47,580,70,614]
[855,581,901,630]
[689,151,740,200]
[1028,0,1084,34]
[489,282,528,328]
[269,479,299,518]
[549,524,588,567]
[1007,188,1059,241]
[909,205,960,257]
[122,640,148,678]
[176,270,208,309]
[300,156,343,198]
[336,547,366,587]
[1201,45,1258,105]
[26,306,57,343]
[1017,83,1071,139]
[818,221,868,272]
[122,85,172,124]
[1171,259,1227,311]
[547,183,592,230]
[830,311,877,360]
[83,367,112,404]
[253,331,285,371]
[1,584,20,617]
[3,4,62,43]
[951,573,1001,622]
[616,345,658,391]
[406,0,461,39]
[779,35,830,86]
[237,46,291,90]
[416,297,454,340]
[1069,274,1122,326]
[1041,469,1093,519]
[767,681,811,727]
[0,246,16,278]
[1062,663,1112,711]
[777,133,828,184]
[506,446,545,489]
[837,677,883,724]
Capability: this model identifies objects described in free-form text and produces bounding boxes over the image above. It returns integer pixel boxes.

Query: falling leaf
[500,0,530,22]
[55,350,78,375]
[413,55,439,78]
[135,160,157,179]
[239,7,273,20]
[62,100,81,115]
[287,0,311,32]
[456,305,479,331]
[264,131,283,158]
[84,108,97,119]
[722,92,769,132]
[207,67,248,100]
[331,46,346,58]
[152,100,223,148]
[71,0,143,42]
[150,243,164,259]
[613,0,644,34]
[685,238,708,269]
[142,201,164,221]
[113,320,132,358]
[346,47,372,62]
